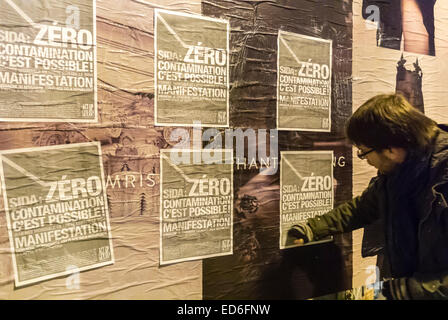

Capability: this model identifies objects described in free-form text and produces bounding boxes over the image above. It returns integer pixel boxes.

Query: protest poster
[277,31,332,131]
[160,149,233,264]
[280,151,334,249]
[0,0,97,122]
[0,142,114,287]
[155,9,229,127]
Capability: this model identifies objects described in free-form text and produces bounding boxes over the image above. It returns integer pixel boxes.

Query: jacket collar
[430,125,448,188]
[415,125,448,225]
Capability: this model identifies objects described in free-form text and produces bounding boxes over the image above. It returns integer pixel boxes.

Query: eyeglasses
[357,148,375,160]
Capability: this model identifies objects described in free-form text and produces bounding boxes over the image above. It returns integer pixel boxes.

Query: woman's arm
[306,177,383,240]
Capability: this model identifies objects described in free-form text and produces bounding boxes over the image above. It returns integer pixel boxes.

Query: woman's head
[346,94,439,155]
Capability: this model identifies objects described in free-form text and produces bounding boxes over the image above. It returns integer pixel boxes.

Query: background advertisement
[0,0,445,301]
[277,31,332,131]
[155,9,229,127]
[0,0,97,122]
[160,149,233,264]
[202,0,353,300]
[0,142,113,287]
[280,151,334,249]
[0,0,359,300]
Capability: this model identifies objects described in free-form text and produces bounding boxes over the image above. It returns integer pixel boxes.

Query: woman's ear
[386,147,407,163]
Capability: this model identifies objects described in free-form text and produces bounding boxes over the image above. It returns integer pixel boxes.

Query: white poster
[280,151,334,249]
[0,142,114,287]
[0,0,97,122]
[160,149,233,264]
[155,9,229,127]
[277,31,332,131]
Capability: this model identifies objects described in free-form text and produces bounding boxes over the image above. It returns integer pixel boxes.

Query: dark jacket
[306,125,448,299]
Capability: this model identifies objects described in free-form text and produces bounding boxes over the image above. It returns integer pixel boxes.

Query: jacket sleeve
[385,272,448,300]
[386,179,448,300]
[306,176,383,241]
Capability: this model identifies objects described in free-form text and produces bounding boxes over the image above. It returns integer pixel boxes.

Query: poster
[0,0,97,122]
[154,9,229,127]
[280,151,334,249]
[202,0,353,300]
[361,0,436,56]
[160,149,233,264]
[0,142,114,287]
[277,31,332,131]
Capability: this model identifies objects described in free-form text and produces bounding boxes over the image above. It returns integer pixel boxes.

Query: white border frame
[0,0,98,123]
[276,30,332,132]
[154,9,230,128]
[159,149,233,265]
[0,141,114,287]
[279,150,334,250]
